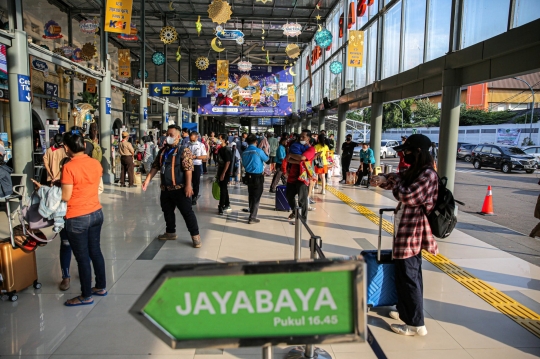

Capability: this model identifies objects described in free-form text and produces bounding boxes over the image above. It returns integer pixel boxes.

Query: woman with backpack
[370,134,438,337]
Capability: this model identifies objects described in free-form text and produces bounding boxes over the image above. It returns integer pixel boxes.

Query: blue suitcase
[275,185,290,211]
[361,208,398,308]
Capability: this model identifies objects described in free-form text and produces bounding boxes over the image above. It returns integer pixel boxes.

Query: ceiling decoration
[285,43,300,58]
[60,46,74,58]
[72,48,83,62]
[79,19,99,34]
[81,43,96,61]
[207,0,233,25]
[237,60,252,72]
[176,46,182,61]
[330,61,343,74]
[195,56,210,70]
[138,70,149,79]
[152,52,166,65]
[238,74,251,88]
[196,16,202,36]
[211,38,225,52]
[282,23,302,37]
[314,28,332,48]
[43,20,62,39]
[160,26,178,44]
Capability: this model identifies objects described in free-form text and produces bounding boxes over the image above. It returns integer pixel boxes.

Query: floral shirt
[152,145,194,191]
[379,167,439,259]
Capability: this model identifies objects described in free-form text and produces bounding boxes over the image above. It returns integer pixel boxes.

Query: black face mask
[346,138,351,142]
[404,153,416,165]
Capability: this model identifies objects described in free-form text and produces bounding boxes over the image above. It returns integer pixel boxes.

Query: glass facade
[292,0,540,109]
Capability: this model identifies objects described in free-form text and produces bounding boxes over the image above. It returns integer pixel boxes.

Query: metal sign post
[130,260,366,351]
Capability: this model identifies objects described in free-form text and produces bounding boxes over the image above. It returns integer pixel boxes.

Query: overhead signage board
[46,100,58,109]
[148,83,207,98]
[17,74,31,102]
[216,30,244,41]
[272,118,285,125]
[44,82,58,97]
[258,118,272,126]
[130,259,365,349]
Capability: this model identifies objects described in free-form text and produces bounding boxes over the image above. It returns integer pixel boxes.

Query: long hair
[318,134,326,146]
[401,148,434,187]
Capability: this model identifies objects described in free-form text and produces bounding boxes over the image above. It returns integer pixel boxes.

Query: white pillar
[99,70,113,183]
[162,97,169,131]
[139,87,148,138]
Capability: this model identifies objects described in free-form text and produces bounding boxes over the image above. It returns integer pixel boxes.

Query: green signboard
[130,260,366,349]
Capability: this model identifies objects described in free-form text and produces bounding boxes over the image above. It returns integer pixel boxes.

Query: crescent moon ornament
[211,37,225,52]
[261,46,265,51]
[169,1,174,10]
[318,24,322,32]
[289,67,296,76]
[283,65,287,70]
[262,28,265,34]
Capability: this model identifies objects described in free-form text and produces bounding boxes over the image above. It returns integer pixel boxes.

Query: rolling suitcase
[0,199,41,302]
[361,208,398,308]
[275,185,290,211]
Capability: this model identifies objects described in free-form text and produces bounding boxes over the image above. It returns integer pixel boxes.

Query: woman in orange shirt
[61,130,106,306]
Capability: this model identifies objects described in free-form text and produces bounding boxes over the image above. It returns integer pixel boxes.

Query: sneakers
[223,206,232,213]
[269,189,276,193]
[389,311,400,320]
[218,206,224,215]
[308,206,315,211]
[390,324,428,336]
[248,218,261,224]
[339,180,346,184]
[158,232,177,240]
[59,278,70,291]
[321,189,326,195]
[191,235,202,248]
[309,197,315,205]
[314,184,319,189]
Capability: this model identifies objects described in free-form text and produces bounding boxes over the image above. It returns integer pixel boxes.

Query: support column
[99,70,113,183]
[177,102,182,126]
[162,97,169,131]
[370,93,383,168]
[195,112,199,131]
[8,28,33,191]
[438,70,461,192]
[318,110,325,132]
[336,104,348,155]
[139,87,148,138]
[306,116,312,131]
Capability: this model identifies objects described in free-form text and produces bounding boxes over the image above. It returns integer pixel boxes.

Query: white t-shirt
[188,141,207,166]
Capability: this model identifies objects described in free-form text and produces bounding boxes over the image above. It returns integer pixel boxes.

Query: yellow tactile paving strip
[326,185,540,338]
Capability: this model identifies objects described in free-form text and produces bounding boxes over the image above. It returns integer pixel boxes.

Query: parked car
[522,146,540,163]
[457,144,476,162]
[471,144,537,173]
[380,140,399,159]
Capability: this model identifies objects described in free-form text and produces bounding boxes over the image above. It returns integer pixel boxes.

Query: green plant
[75,91,99,109]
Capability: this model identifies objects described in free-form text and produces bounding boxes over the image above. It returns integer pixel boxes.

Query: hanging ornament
[43,20,63,39]
[207,0,233,25]
[282,23,302,37]
[72,48,83,62]
[256,0,272,3]
[60,46,74,58]
[176,46,182,61]
[152,52,166,66]
[76,73,87,81]
[81,43,97,61]
[314,29,332,48]
[238,74,251,88]
[137,70,149,79]
[285,43,300,59]
[211,38,225,52]
[236,36,244,45]
[79,19,99,34]
[196,16,202,36]
[348,2,356,28]
[339,13,344,38]
[118,23,138,41]
[266,50,270,64]
[330,61,343,75]
[52,48,64,57]
[195,56,210,70]
[160,26,178,44]
[216,25,223,33]
[169,1,175,10]
[237,60,252,72]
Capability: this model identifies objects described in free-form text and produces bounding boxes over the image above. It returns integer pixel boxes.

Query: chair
[0,174,27,246]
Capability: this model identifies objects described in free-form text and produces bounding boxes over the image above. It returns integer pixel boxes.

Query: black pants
[341,156,352,181]
[355,165,372,187]
[192,165,202,199]
[160,189,199,236]
[395,253,424,327]
[120,156,134,186]
[247,174,264,219]
[270,166,283,191]
[218,177,230,208]
[202,161,207,173]
[286,181,309,221]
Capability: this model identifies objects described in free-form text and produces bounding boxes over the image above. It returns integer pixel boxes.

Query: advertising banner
[496,128,521,146]
[86,77,97,93]
[198,64,293,117]
[216,60,229,89]
[118,49,131,77]
[104,0,133,34]
[347,30,364,67]
[288,85,296,103]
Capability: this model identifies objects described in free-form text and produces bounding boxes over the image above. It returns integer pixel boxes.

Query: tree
[412,99,440,127]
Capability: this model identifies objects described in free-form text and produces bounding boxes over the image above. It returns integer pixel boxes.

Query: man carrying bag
[241,134,269,224]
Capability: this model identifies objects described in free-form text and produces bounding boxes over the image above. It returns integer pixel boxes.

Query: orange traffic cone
[478,185,495,216]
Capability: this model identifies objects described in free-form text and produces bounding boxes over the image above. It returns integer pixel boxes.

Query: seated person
[0,147,13,198]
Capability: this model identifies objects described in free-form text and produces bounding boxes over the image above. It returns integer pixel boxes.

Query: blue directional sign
[46,100,58,109]
[144,107,148,120]
[44,82,58,97]
[166,112,169,123]
[216,29,244,41]
[17,74,31,102]
[271,118,286,125]
[258,118,272,126]
[148,83,207,98]
[105,97,111,115]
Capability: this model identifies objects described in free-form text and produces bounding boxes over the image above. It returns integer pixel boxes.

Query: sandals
[64,296,94,307]
[91,288,108,296]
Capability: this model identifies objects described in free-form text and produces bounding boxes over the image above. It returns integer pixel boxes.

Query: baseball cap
[393,134,432,152]
[401,135,408,140]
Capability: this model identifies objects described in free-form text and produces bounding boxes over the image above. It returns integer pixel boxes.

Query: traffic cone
[478,185,495,216]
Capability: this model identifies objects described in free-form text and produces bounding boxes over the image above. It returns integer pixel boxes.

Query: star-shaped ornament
[261,36,265,40]
[316,15,321,20]
[285,59,289,64]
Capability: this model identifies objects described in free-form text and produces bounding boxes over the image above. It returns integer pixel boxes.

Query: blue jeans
[65,209,105,298]
[59,228,71,279]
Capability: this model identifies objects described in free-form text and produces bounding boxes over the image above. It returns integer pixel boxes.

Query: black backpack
[425,169,464,238]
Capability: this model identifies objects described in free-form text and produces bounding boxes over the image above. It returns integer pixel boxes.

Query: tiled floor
[1,168,540,358]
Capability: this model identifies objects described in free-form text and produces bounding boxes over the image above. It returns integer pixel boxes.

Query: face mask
[346,139,351,142]
[191,140,197,144]
[404,153,416,165]
[299,140,307,145]
[166,136,176,145]
[217,140,222,145]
